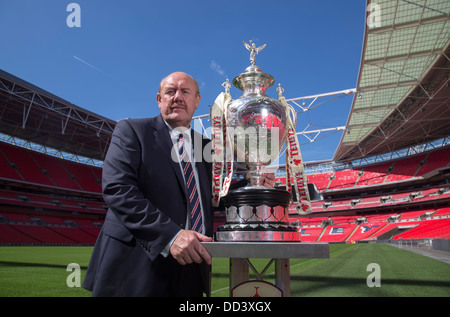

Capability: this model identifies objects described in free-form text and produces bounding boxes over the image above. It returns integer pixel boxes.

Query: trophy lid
[233,41,275,96]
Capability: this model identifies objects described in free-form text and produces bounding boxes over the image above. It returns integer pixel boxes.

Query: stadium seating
[299,227,325,242]
[0,147,23,180]
[308,147,449,191]
[433,207,450,218]
[0,189,106,214]
[60,159,102,193]
[0,223,39,244]
[416,147,450,176]
[292,201,450,243]
[49,226,98,244]
[0,142,54,186]
[1,139,449,246]
[0,141,105,245]
[318,223,357,242]
[0,211,103,245]
[393,219,450,240]
[399,209,430,221]
[0,211,32,223]
[384,154,427,182]
[328,169,359,190]
[306,172,333,191]
[29,151,84,191]
[8,224,77,244]
[265,147,450,244]
[356,162,392,186]
[347,221,386,242]
[0,141,102,193]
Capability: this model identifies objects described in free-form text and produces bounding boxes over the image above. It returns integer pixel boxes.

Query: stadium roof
[334,0,450,163]
[0,69,115,161]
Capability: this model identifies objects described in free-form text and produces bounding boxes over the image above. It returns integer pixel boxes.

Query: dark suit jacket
[82,115,213,297]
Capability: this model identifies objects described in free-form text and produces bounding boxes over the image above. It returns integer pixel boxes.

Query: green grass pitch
[0,244,449,297]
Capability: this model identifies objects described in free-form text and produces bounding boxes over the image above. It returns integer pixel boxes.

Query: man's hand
[263,172,275,188]
[169,230,213,265]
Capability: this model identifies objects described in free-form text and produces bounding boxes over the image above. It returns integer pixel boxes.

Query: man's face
[157,72,201,128]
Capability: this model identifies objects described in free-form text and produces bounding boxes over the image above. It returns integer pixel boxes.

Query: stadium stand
[0,139,448,247]
[394,219,450,240]
[384,154,428,182]
[321,149,449,191]
[3,142,447,246]
[0,141,102,192]
[0,209,103,245]
[286,144,450,243]
[306,172,333,191]
[0,140,106,246]
[0,223,39,244]
[416,147,450,176]
[293,207,450,243]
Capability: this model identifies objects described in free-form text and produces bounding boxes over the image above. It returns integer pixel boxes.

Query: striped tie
[178,133,203,233]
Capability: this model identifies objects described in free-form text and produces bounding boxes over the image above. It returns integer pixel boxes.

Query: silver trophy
[215,41,301,241]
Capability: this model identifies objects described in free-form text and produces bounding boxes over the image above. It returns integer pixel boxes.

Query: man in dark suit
[83,72,214,296]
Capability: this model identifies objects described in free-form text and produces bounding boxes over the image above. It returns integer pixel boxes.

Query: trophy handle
[287,102,297,127]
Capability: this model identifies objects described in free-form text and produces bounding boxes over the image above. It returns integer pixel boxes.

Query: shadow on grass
[0,261,88,270]
[290,275,450,287]
[211,272,450,296]
[289,275,450,296]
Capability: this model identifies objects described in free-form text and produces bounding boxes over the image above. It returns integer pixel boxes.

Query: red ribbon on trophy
[211,91,233,207]
[280,97,312,215]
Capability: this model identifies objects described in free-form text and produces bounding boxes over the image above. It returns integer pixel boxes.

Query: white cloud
[210,60,225,76]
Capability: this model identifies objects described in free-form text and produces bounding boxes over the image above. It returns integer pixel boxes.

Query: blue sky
[0,0,367,162]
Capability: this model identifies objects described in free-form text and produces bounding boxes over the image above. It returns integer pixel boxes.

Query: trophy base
[215,230,301,242]
[216,187,300,242]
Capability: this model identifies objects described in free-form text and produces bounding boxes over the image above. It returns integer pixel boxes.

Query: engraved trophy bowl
[227,64,287,188]
[215,42,301,242]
